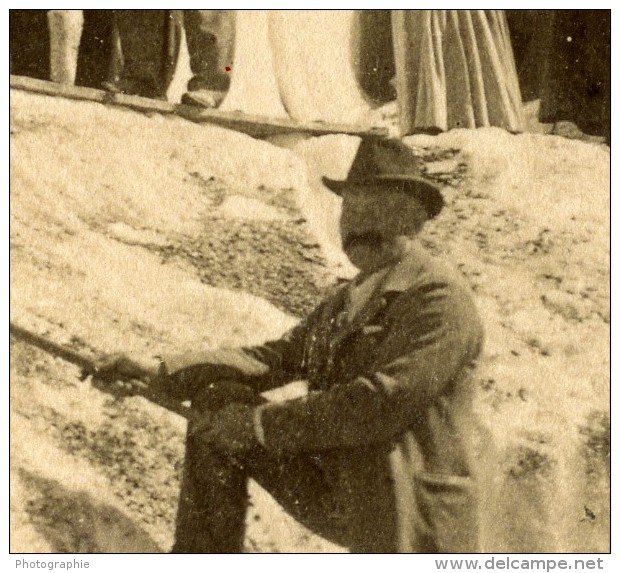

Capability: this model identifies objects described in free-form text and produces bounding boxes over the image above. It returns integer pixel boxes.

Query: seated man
[97,138,486,553]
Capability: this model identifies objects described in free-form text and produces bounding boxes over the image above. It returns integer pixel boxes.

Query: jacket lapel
[331,291,388,349]
[330,242,428,350]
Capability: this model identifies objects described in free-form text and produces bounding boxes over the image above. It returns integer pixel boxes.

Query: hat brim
[321,175,444,219]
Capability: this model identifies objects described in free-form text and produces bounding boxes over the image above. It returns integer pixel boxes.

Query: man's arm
[159,309,317,400]
[253,280,484,451]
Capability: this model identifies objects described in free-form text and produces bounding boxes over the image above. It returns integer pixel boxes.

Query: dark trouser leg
[172,380,264,553]
[113,9,181,98]
[183,10,235,92]
[173,434,249,552]
[10,10,50,79]
[173,432,348,553]
[538,10,610,139]
[75,10,116,89]
[172,381,347,553]
[171,380,400,553]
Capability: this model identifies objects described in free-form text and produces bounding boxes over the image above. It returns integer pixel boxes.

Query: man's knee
[192,379,264,413]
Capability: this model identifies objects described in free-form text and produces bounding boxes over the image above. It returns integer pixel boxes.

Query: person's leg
[173,434,250,552]
[173,435,349,552]
[47,10,83,84]
[182,10,235,107]
[10,10,50,79]
[113,10,180,98]
[172,380,264,553]
[172,381,346,553]
[75,10,116,88]
[162,10,184,98]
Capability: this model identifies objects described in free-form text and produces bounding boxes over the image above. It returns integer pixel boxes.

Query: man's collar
[380,241,429,293]
[344,240,429,295]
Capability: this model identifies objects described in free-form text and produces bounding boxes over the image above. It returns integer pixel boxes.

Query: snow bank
[10,89,306,356]
[405,128,609,551]
[10,90,609,553]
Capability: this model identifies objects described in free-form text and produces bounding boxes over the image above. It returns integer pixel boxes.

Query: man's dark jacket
[164,242,486,552]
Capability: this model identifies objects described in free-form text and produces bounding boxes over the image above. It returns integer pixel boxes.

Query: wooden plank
[10,74,388,139]
[176,105,384,139]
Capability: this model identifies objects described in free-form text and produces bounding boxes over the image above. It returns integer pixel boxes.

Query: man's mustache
[343,231,384,251]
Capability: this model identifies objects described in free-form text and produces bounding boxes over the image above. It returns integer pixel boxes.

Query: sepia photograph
[8,4,611,558]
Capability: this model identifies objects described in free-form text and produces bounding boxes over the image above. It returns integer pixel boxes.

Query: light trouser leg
[183,10,235,92]
[47,10,83,84]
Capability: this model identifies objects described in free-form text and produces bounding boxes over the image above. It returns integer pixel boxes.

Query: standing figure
[110,10,181,99]
[392,10,524,135]
[506,10,610,141]
[96,138,489,553]
[106,10,235,105]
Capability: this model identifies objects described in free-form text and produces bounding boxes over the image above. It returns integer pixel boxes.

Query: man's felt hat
[322,138,444,219]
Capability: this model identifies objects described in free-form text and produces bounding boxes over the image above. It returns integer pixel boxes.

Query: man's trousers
[171,382,399,553]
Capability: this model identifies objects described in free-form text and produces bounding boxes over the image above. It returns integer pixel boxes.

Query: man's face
[339,183,426,271]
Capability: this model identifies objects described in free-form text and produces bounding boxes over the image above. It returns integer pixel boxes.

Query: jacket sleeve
[159,310,316,400]
[255,279,484,452]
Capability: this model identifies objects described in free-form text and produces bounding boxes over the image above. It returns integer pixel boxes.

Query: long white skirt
[392,10,524,134]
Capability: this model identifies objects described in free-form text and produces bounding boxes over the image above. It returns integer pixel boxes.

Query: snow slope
[10,89,609,552]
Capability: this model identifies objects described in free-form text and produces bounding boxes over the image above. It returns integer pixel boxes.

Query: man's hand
[191,403,259,455]
[93,352,161,383]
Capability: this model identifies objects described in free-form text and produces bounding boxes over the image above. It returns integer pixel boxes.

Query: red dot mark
[225,66,231,72]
